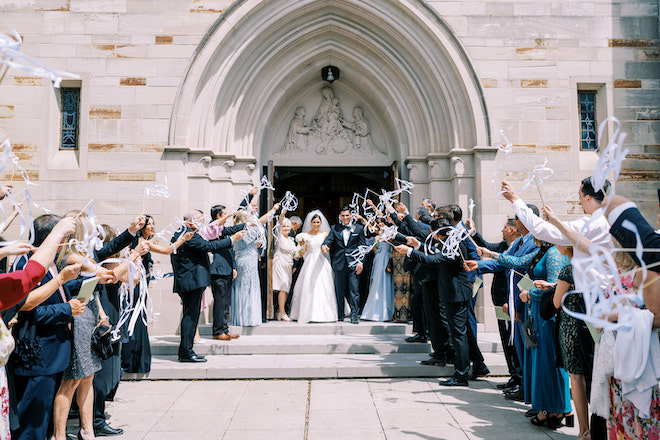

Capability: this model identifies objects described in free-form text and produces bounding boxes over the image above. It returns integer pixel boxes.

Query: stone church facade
[1,0,658,334]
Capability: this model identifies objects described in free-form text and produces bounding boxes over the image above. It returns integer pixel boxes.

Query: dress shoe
[503,386,524,402]
[277,313,292,321]
[178,354,207,363]
[405,334,428,343]
[228,333,240,339]
[420,358,446,367]
[214,333,231,341]
[94,422,124,437]
[497,377,518,390]
[468,363,490,380]
[439,376,468,387]
[350,316,359,324]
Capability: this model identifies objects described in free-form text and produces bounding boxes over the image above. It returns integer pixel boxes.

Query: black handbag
[11,312,44,370]
[91,324,115,360]
[521,316,538,349]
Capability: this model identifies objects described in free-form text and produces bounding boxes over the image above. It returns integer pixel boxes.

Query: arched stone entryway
[163,0,491,210]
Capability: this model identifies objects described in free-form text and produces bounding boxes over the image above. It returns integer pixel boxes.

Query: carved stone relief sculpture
[277,87,384,156]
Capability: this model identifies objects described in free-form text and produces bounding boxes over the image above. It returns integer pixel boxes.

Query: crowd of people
[0,174,656,440]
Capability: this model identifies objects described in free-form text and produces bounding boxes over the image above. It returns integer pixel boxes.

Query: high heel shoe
[563,413,574,427]
[277,313,292,322]
[577,429,591,440]
[544,413,567,430]
[530,410,548,427]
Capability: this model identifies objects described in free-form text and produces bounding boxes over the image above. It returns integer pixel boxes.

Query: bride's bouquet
[295,233,310,258]
[295,233,310,244]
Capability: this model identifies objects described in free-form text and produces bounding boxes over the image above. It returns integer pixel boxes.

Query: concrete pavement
[85,377,579,439]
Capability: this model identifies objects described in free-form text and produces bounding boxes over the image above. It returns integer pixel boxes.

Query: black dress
[121,247,152,374]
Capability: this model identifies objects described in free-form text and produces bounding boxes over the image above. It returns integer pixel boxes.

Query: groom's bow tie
[341,224,351,230]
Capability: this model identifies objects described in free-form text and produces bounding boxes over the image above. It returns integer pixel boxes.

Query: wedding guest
[1,216,78,440]
[501,178,612,436]
[207,205,240,341]
[231,204,279,327]
[482,241,572,427]
[122,216,193,372]
[171,210,244,362]
[272,212,299,321]
[286,216,304,315]
[396,217,472,386]
[52,213,135,440]
[465,206,540,401]
[468,218,522,390]
[361,221,394,322]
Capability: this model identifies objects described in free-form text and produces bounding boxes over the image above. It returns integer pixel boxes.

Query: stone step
[148,333,503,356]
[197,321,415,336]
[122,352,508,380]
[197,320,486,336]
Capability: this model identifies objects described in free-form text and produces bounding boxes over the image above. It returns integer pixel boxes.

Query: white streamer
[0,31,79,87]
[467,198,476,235]
[281,191,299,212]
[593,117,628,193]
[491,129,514,189]
[259,176,275,191]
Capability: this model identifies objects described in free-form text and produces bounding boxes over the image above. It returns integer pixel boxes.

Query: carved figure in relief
[344,106,376,153]
[277,87,384,157]
[281,107,311,153]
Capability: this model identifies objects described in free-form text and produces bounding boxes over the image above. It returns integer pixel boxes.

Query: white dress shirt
[511,199,612,259]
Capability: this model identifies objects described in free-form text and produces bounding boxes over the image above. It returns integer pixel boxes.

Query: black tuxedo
[209,224,244,336]
[323,223,366,320]
[408,242,472,377]
[171,228,233,358]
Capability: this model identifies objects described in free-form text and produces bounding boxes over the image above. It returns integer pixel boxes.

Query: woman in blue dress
[361,222,394,322]
[231,205,279,326]
[486,240,572,428]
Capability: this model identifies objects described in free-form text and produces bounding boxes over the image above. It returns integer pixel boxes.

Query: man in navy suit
[171,210,245,361]
[209,204,249,341]
[322,206,366,323]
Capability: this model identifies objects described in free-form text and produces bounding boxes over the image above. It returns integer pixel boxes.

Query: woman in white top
[272,213,299,321]
[289,210,338,323]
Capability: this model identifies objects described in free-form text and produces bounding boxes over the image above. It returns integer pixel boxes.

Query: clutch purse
[91,324,115,360]
[521,316,538,349]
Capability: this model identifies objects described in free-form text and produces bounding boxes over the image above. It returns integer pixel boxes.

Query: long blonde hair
[56,213,98,267]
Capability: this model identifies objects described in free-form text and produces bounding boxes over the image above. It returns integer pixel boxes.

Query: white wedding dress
[289,232,338,323]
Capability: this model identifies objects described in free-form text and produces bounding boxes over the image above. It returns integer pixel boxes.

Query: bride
[289,210,338,323]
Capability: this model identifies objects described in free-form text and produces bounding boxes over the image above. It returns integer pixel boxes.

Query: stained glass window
[579,91,597,151]
[60,88,80,150]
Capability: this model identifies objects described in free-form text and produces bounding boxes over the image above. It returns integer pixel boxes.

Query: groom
[322,206,366,323]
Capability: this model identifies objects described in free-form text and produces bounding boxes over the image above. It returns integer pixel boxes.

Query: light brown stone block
[89,106,121,119]
[521,79,548,88]
[619,171,660,181]
[481,78,497,88]
[108,172,156,181]
[614,80,642,88]
[89,143,123,152]
[0,106,15,118]
[13,152,34,160]
[11,143,38,152]
[123,144,165,152]
[545,107,569,120]
[155,35,173,45]
[120,77,147,86]
[13,77,43,86]
[88,172,109,181]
